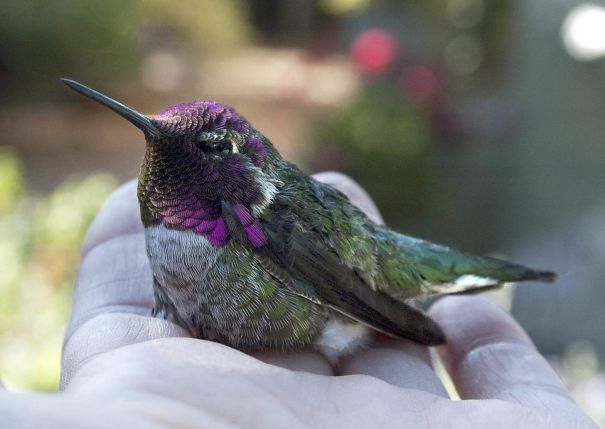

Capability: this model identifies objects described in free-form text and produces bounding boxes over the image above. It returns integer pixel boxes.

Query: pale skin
[0,173,597,429]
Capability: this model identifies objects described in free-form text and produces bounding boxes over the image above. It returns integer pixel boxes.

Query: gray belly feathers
[145,224,366,359]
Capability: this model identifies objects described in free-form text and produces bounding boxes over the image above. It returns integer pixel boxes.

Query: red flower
[350,29,398,75]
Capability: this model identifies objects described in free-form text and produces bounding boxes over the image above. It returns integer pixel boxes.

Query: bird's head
[62,79,284,247]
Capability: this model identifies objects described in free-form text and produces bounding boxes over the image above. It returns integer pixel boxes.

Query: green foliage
[142,0,251,56]
[0,149,23,214]
[0,0,250,90]
[315,84,439,226]
[0,148,117,391]
[0,0,139,85]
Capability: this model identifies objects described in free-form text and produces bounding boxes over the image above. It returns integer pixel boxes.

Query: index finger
[64,180,156,340]
[430,296,574,408]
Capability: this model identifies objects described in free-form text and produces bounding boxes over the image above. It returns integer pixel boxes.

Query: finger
[66,232,154,341]
[338,336,448,396]
[66,180,155,340]
[250,350,334,376]
[81,180,142,256]
[62,313,189,388]
[430,296,575,407]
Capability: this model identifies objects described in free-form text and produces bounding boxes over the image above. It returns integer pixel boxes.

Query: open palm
[29,173,594,429]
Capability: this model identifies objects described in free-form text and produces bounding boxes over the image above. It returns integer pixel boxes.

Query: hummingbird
[62,79,555,363]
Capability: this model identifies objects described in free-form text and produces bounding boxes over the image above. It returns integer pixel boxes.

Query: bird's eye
[196,138,234,156]
[214,139,232,155]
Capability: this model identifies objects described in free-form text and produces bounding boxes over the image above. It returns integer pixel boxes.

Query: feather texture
[60,79,556,358]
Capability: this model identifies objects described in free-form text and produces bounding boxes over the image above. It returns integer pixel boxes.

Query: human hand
[1,173,596,428]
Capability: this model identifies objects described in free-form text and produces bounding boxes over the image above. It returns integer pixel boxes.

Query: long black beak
[60,78,162,138]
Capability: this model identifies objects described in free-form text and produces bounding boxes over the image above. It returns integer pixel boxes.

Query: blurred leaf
[315,83,440,226]
[0,166,117,391]
[0,0,139,85]
[141,0,251,56]
[0,147,24,214]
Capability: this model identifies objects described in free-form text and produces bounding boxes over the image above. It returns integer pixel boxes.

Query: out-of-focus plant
[0,0,250,93]
[0,147,117,391]
[0,149,23,214]
[313,24,462,227]
[141,0,251,56]
[315,84,439,225]
[0,0,139,87]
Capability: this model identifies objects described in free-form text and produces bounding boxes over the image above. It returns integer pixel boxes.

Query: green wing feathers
[257,176,554,347]
[313,179,555,302]
[376,229,556,300]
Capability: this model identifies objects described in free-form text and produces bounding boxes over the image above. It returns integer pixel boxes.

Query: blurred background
[1,0,604,423]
